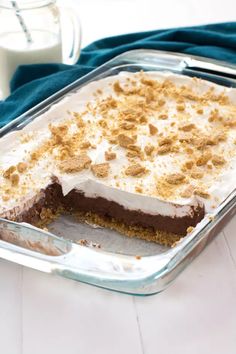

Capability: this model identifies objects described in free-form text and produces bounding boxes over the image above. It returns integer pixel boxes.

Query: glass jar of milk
[0,0,81,98]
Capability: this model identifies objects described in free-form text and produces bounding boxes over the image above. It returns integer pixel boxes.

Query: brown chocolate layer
[63,187,204,236]
[10,183,63,225]
[5,182,204,236]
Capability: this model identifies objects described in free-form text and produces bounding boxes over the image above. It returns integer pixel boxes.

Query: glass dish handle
[0,218,173,294]
[60,4,82,65]
[52,242,175,293]
[105,49,236,79]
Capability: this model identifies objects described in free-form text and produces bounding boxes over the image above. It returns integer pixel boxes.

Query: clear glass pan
[0,49,235,295]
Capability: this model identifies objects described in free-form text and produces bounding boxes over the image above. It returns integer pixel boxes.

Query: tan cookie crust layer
[74,211,182,247]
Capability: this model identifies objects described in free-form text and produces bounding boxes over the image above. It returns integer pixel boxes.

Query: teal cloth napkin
[1,22,236,127]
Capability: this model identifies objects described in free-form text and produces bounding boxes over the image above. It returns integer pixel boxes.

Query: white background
[1,0,236,353]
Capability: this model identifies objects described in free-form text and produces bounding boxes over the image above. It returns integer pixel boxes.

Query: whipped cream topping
[0,71,236,219]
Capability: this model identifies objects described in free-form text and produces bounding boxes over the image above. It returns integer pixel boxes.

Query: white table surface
[1,1,236,353]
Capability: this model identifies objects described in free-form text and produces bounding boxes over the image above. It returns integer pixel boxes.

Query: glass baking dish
[0,49,235,295]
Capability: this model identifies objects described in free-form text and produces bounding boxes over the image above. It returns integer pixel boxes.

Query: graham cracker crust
[4,183,199,248]
[14,183,184,247]
[36,208,181,247]
[73,211,182,247]
[23,205,182,247]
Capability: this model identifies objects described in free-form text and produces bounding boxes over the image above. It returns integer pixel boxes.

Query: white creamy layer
[0,71,236,219]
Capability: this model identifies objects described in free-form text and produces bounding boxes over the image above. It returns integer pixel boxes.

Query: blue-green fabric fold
[1,22,236,127]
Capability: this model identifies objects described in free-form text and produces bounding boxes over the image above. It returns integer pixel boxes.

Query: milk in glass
[0,0,81,100]
[0,30,62,98]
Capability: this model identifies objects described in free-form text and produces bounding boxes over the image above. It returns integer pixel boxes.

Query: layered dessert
[0,71,236,246]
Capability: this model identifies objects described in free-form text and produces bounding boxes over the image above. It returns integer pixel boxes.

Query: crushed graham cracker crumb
[118,133,136,148]
[211,155,226,166]
[10,173,20,186]
[149,123,158,135]
[17,162,28,173]
[196,108,203,114]
[135,186,143,193]
[144,145,155,156]
[159,113,168,120]
[158,137,172,146]
[3,166,16,179]
[190,170,204,179]
[176,104,185,112]
[183,161,194,170]
[125,163,146,177]
[166,173,186,185]
[59,154,91,173]
[105,151,117,161]
[180,185,194,198]
[196,152,212,166]
[179,123,196,132]
[91,163,110,178]
[2,195,10,202]
[113,81,123,94]
[80,141,91,149]
[194,189,210,199]
[126,150,141,158]
[157,145,171,155]
[187,226,194,233]
[127,144,141,153]
[119,122,135,130]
